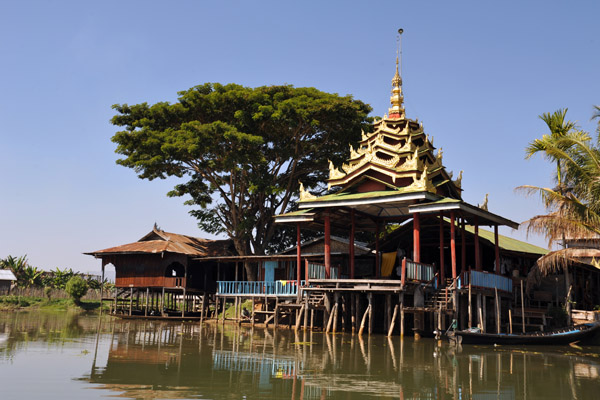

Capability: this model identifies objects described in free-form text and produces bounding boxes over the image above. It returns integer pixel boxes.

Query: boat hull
[449,323,600,345]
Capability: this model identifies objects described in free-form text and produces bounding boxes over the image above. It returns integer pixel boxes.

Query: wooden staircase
[425,279,456,312]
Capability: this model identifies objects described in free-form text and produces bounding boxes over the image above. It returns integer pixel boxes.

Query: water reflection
[0,312,599,399]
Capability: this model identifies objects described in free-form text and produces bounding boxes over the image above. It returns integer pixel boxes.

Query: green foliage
[111,83,372,275]
[48,267,75,289]
[65,276,88,303]
[520,108,600,246]
[44,287,52,300]
[548,305,568,327]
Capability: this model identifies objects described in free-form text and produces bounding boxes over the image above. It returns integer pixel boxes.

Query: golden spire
[388,29,405,119]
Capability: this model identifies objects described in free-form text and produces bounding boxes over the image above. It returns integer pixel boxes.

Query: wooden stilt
[368,293,373,335]
[326,303,338,333]
[509,308,513,334]
[310,308,314,331]
[400,293,405,337]
[129,287,133,316]
[468,284,472,328]
[200,293,206,322]
[495,287,500,334]
[333,294,340,333]
[358,304,370,336]
[145,288,149,317]
[388,304,399,337]
[251,297,255,327]
[303,299,308,330]
[274,299,280,328]
[482,295,487,332]
[351,294,356,333]
[477,294,483,331]
[295,304,305,331]
[181,288,186,318]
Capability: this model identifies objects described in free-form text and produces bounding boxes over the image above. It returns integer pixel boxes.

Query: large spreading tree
[111,83,372,279]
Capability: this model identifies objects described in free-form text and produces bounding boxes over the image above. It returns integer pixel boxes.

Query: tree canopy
[519,106,600,274]
[111,83,372,279]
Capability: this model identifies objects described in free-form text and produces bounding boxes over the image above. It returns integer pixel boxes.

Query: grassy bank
[0,295,108,312]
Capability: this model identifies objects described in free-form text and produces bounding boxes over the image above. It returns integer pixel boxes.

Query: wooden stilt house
[86,226,234,318]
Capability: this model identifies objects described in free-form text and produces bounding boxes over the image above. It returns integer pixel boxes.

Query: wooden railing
[307,262,340,280]
[217,280,305,296]
[459,270,512,293]
[401,258,436,286]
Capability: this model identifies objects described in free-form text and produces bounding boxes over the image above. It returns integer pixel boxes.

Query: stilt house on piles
[215,56,548,334]
[86,227,235,319]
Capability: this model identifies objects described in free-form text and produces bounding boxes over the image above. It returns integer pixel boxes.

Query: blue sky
[1,0,599,273]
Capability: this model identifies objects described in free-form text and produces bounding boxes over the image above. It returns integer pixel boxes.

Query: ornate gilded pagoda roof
[299,60,462,203]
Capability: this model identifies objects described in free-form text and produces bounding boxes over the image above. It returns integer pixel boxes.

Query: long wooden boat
[448,323,600,345]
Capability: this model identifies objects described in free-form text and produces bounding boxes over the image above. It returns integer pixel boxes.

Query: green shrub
[44,287,52,300]
[548,305,569,327]
[65,276,88,304]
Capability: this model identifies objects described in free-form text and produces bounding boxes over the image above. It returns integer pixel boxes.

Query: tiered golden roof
[321,62,462,199]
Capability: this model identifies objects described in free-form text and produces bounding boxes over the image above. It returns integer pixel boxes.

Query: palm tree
[520,109,600,316]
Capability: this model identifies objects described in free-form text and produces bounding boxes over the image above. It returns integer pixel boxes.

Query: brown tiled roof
[85,228,234,257]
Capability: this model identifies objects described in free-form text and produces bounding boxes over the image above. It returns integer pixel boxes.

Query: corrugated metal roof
[85,228,234,257]
[0,270,17,281]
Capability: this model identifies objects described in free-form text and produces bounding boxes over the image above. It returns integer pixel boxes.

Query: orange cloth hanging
[381,251,398,277]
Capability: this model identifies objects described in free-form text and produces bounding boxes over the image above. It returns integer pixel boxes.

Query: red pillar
[494,225,500,275]
[474,217,481,271]
[324,213,331,279]
[461,218,466,273]
[375,223,380,278]
[450,211,457,279]
[350,209,355,279]
[439,212,445,284]
[413,213,421,263]
[296,223,301,285]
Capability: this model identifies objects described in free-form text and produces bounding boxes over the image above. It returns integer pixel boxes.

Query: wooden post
[494,225,501,275]
[450,211,457,279]
[251,297,255,327]
[474,217,481,271]
[521,281,526,333]
[401,258,407,287]
[439,212,445,285]
[145,288,149,317]
[181,288,186,318]
[351,294,356,333]
[477,294,483,331]
[296,223,302,287]
[324,213,331,279]
[326,303,337,333]
[161,287,165,316]
[461,218,466,274]
[200,293,206,322]
[388,304,399,337]
[413,213,421,262]
[100,264,105,316]
[358,304,370,336]
[400,293,405,337]
[350,209,356,279]
[333,294,340,333]
[468,283,472,329]
[509,308,513,334]
[129,287,133,316]
[295,304,305,331]
[303,298,309,330]
[368,293,373,335]
[495,287,500,334]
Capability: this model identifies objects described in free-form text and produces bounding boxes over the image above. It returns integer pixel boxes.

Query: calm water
[1,312,599,399]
